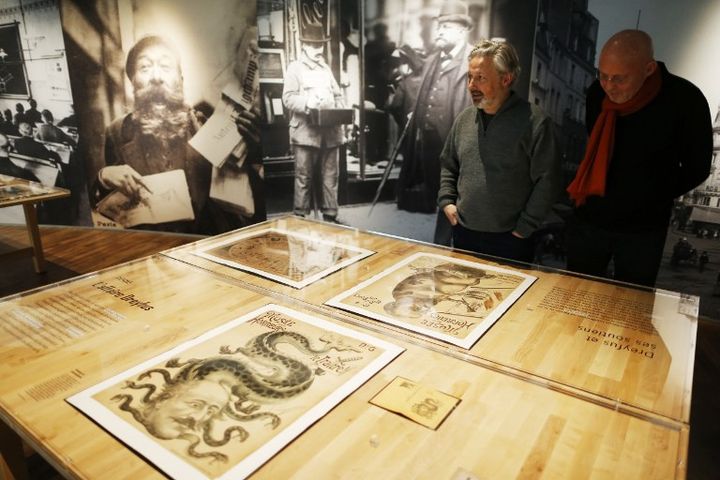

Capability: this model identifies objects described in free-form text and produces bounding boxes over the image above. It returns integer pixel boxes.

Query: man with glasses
[566,30,712,287]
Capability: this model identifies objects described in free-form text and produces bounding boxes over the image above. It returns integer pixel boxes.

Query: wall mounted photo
[327,252,536,349]
[0,22,29,97]
[61,0,265,234]
[0,1,82,227]
[67,304,403,480]
[254,0,543,247]
[193,227,374,289]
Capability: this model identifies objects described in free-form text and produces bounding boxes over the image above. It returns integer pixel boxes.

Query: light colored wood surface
[165,216,696,424]
[0,255,686,479]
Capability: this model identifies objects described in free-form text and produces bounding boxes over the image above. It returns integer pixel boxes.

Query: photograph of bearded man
[90,35,261,234]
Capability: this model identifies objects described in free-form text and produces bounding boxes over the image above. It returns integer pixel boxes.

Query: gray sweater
[437,93,560,238]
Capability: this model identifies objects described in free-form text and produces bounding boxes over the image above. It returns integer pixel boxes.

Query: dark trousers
[397,128,442,213]
[452,223,535,263]
[434,210,452,246]
[565,220,667,287]
[292,145,339,217]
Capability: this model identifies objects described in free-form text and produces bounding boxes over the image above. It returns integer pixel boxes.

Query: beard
[435,37,457,54]
[133,82,191,143]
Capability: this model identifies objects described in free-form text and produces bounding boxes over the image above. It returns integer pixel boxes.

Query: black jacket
[575,62,712,231]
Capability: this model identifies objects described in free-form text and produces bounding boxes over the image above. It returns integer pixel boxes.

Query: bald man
[565,30,711,287]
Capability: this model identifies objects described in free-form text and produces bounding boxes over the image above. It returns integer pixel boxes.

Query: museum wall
[1,0,720,312]
[60,0,265,235]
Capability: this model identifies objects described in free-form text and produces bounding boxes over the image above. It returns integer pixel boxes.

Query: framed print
[68,304,403,480]
[326,252,536,349]
[193,227,374,288]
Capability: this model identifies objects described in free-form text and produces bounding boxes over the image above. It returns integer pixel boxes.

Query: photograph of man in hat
[282,23,347,224]
[395,0,474,246]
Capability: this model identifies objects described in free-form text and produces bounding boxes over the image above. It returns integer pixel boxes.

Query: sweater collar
[474,91,521,123]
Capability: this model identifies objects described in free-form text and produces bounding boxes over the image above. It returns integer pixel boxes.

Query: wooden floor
[0,224,717,479]
[0,224,199,298]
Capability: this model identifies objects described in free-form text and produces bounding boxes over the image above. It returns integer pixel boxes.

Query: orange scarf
[567,67,662,206]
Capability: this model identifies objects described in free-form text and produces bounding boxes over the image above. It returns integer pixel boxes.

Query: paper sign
[194,228,374,289]
[189,99,241,168]
[221,27,259,111]
[190,27,258,169]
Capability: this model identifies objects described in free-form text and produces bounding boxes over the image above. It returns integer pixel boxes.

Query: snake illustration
[112,329,362,462]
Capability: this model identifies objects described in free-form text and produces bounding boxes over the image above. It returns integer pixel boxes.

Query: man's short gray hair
[468,39,521,85]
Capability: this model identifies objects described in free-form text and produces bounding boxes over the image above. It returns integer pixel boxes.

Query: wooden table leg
[0,421,29,480]
[22,203,45,273]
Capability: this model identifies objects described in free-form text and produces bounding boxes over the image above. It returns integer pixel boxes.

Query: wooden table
[0,217,697,479]
[0,175,70,273]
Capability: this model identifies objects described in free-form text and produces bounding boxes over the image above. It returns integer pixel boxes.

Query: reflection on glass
[328,252,535,349]
[194,228,374,288]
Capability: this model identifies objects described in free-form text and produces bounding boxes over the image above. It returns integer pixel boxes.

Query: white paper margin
[191,227,374,288]
[326,252,536,349]
[67,303,403,480]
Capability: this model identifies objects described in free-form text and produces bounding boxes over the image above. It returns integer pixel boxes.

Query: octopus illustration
[112,330,361,462]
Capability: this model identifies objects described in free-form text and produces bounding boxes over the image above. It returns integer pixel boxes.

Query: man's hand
[233,107,260,145]
[99,165,152,201]
[306,93,321,110]
[443,204,459,226]
[511,231,524,238]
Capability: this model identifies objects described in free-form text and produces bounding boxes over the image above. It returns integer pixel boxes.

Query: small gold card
[370,376,460,429]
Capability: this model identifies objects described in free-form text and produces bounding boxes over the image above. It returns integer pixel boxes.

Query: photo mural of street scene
[257,0,538,240]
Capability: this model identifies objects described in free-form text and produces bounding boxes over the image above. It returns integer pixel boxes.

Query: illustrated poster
[193,228,374,288]
[67,304,403,480]
[326,253,536,349]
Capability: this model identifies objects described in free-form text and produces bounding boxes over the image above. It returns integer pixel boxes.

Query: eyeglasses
[597,72,629,85]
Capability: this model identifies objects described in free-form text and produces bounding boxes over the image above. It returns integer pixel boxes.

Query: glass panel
[164,216,698,424]
[0,252,687,478]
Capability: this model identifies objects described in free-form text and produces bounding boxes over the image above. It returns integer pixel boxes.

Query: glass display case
[0,216,696,478]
